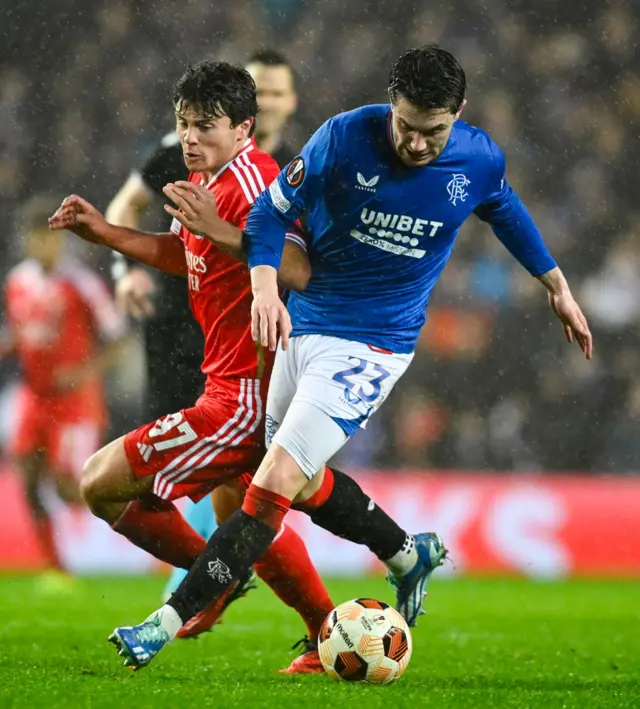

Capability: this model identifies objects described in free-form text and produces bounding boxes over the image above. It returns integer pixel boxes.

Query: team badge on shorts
[286,157,305,187]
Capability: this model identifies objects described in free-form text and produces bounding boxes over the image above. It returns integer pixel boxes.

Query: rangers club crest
[447,173,470,206]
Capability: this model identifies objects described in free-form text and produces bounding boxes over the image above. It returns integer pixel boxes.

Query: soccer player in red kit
[1,196,127,578]
[49,61,333,673]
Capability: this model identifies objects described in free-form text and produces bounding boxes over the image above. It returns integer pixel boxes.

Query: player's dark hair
[21,195,62,233]
[388,45,466,113]
[247,49,291,67]
[173,61,258,136]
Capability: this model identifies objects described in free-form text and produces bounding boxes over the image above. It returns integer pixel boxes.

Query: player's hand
[548,291,593,360]
[251,289,291,352]
[163,181,221,237]
[115,267,156,319]
[48,195,108,243]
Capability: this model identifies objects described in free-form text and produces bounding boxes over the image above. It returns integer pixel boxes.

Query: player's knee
[79,447,110,509]
[254,444,308,499]
[55,475,82,506]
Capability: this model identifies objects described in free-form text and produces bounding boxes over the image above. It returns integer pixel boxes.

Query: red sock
[112,497,206,569]
[242,483,291,530]
[34,516,63,570]
[294,467,335,512]
[254,522,334,640]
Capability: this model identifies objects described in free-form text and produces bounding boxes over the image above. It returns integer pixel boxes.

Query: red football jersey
[4,258,126,416]
[170,138,281,382]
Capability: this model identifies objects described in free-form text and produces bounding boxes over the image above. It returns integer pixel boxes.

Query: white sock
[384,535,418,576]
[153,605,183,640]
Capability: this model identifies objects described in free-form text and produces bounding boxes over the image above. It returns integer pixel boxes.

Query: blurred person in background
[0,196,127,585]
[106,49,298,598]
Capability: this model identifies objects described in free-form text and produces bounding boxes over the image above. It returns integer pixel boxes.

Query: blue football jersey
[245,104,555,353]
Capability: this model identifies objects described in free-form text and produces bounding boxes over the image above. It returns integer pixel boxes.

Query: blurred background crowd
[1,0,638,474]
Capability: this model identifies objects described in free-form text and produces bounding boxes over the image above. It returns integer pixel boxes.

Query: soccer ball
[318,598,412,684]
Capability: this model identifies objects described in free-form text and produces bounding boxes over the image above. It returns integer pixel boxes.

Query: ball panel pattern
[354,598,390,610]
[334,651,368,681]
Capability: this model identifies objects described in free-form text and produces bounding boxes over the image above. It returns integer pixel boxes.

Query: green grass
[1,575,639,708]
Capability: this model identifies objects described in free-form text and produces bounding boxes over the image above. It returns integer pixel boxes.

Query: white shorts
[266,335,413,478]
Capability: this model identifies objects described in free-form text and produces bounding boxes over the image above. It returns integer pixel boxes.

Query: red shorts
[124,377,265,502]
[10,385,104,478]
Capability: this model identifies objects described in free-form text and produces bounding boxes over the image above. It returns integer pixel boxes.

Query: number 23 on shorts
[332,358,391,405]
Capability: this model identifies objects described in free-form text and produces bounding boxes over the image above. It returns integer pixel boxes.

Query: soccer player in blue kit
[110,45,592,669]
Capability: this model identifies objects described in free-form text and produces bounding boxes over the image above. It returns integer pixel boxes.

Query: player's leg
[81,435,207,569]
[16,450,65,571]
[10,388,64,571]
[118,342,330,650]
[179,475,334,652]
[50,421,103,506]
[123,338,444,669]
[162,496,217,600]
[174,359,333,645]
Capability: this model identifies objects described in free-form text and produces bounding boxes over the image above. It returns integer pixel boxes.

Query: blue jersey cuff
[248,252,281,270]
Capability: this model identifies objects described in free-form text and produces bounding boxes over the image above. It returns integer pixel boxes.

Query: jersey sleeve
[139,134,188,197]
[244,117,337,270]
[71,267,128,342]
[474,140,556,277]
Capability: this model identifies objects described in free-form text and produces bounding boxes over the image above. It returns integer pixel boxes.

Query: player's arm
[161,182,311,291]
[474,143,592,359]
[48,195,187,277]
[246,119,337,349]
[105,172,152,229]
[105,174,158,317]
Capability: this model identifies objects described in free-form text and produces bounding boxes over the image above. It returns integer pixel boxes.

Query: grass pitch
[1,575,638,708]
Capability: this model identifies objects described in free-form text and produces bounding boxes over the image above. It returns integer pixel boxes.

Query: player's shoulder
[219,141,278,204]
[451,120,503,165]
[238,141,279,176]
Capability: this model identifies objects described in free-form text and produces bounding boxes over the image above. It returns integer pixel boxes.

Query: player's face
[26,228,64,270]
[246,63,297,136]
[391,96,465,167]
[175,105,253,175]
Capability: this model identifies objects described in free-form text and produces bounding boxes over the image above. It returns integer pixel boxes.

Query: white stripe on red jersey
[229,162,257,204]
[153,379,262,499]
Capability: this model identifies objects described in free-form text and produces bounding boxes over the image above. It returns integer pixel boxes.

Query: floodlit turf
[1,575,639,708]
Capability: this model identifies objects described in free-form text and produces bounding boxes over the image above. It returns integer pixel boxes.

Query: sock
[242,483,291,530]
[383,534,418,576]
[254,522,334,640]
[34,516,63,570]
[301,468,413,566]
[112,497,206,569]
[154,605,183,640]
[167,485,291,623]
[296,466,335,510]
